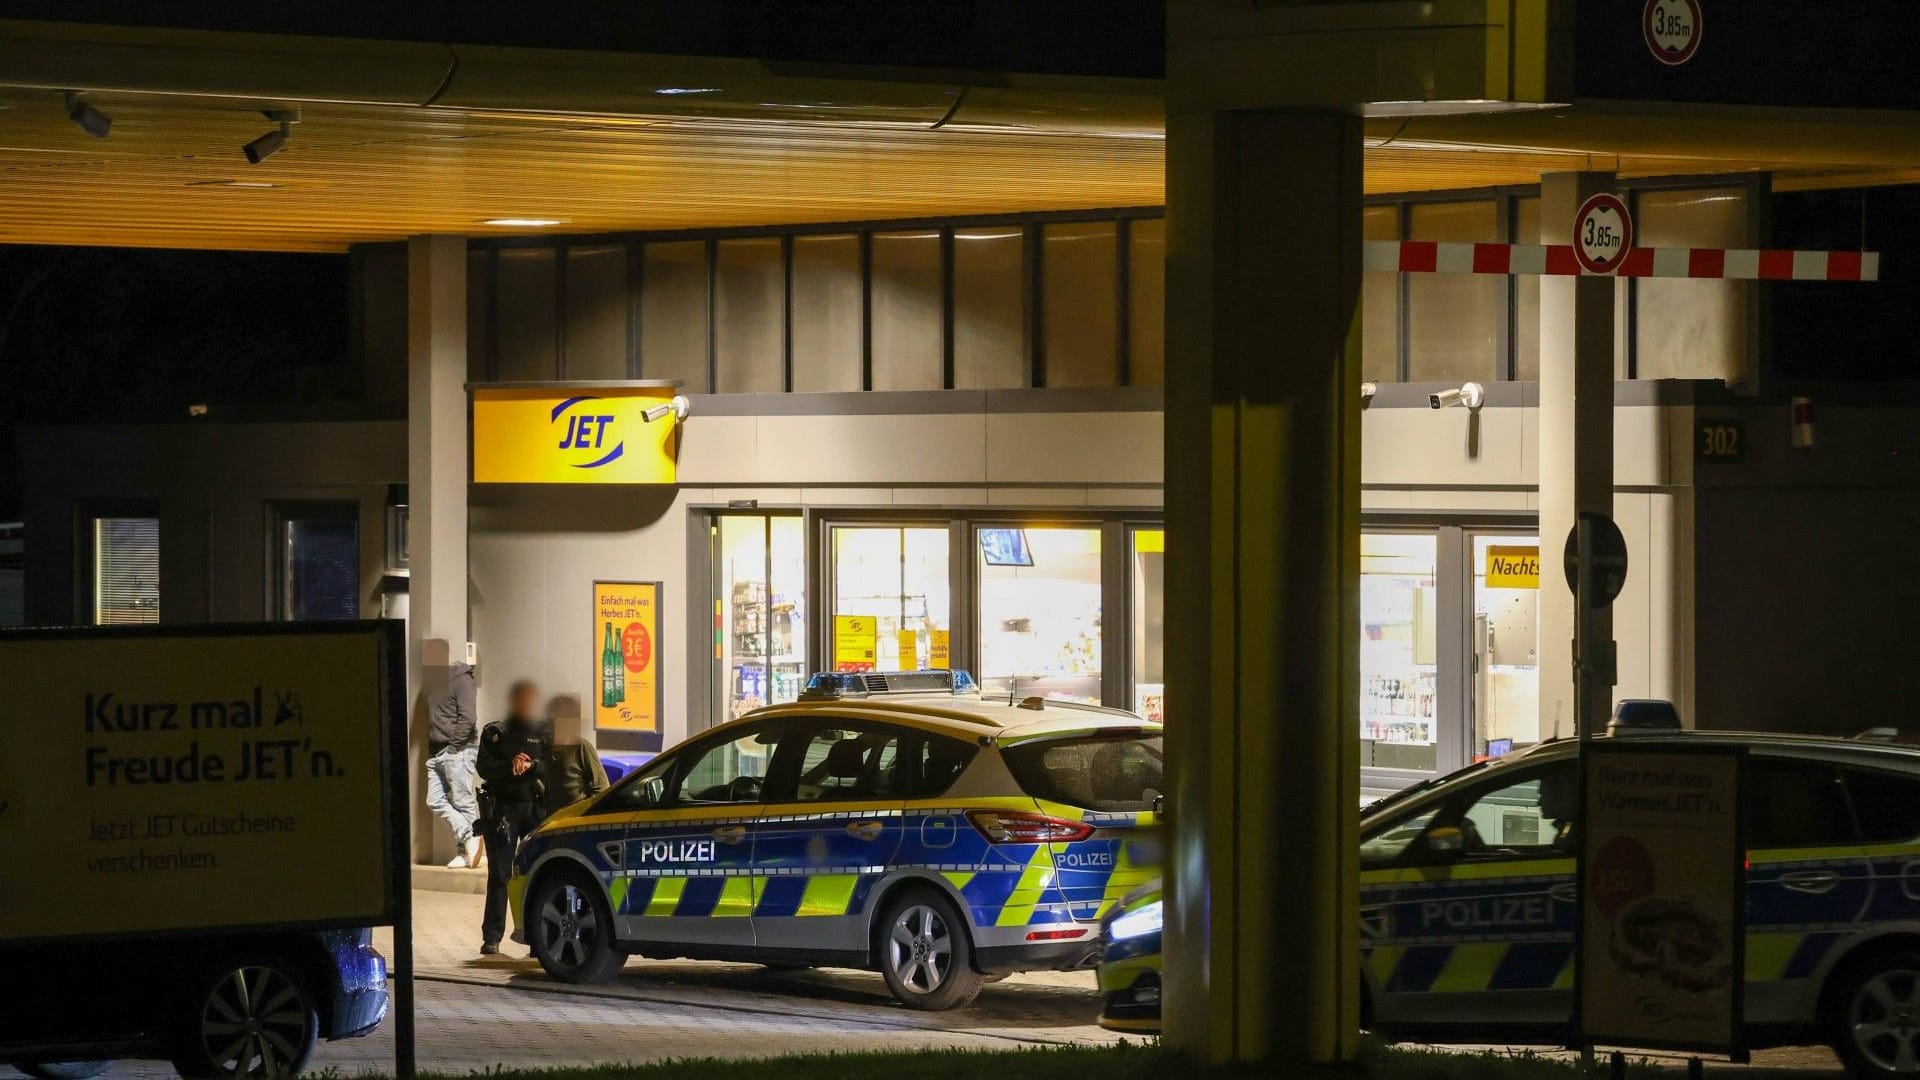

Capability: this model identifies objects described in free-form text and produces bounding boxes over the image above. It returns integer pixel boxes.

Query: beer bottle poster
[593,581,661,742]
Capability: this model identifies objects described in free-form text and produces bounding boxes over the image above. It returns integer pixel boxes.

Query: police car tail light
[966,810,1093,844]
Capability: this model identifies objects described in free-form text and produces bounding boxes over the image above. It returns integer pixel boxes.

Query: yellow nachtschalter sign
[0,626,399,942]
[472,386,679,485]
[1486,545,1542,589]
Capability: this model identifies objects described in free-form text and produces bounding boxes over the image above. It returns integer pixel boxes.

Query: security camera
[642,395,691,424]
[1360,382,1378,401]
[1428,382,1485,411]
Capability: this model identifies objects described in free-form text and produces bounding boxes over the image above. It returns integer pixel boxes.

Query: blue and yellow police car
[1100,727,1920,1079]
[510,669,1162,1010]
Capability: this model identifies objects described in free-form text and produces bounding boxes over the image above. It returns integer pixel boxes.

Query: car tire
[1830,948,1920,1079]
[527,868,624,984]
[875,888,984,1011]
[170,957,319,1079]
[14,1063,112,1079]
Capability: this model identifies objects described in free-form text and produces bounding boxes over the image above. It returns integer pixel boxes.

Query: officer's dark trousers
[481,801,543,946]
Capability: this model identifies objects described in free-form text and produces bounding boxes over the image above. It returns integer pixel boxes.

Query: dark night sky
[0,246,348,518]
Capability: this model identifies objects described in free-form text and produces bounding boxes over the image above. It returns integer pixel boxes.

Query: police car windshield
[1003,734,1163,813]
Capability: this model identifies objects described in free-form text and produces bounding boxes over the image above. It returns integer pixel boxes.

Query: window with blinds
[93,516,159,625]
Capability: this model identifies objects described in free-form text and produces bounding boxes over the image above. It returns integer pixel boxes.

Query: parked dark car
[2,927,387,1079]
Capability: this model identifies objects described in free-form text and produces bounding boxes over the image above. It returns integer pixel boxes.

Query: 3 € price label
[1643,0,1702,66]
[1573,193,1634,276]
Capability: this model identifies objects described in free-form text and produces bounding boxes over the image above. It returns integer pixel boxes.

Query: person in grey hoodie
[425,658,484,868]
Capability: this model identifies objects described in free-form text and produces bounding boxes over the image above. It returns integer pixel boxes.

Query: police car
[1100,725,1920,1079]
[509,670,1162,1010]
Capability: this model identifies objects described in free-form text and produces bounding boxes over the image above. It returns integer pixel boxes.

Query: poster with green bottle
[593,581,662,750]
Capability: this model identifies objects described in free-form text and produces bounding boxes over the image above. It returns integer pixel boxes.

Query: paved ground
[47,886,1853,1077]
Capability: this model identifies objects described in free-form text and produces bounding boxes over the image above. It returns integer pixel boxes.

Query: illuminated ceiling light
[653,87,722,96]
[481,217,566,228]
[243,109,301,165]
[186,179,281,189]
[62,91,110,138]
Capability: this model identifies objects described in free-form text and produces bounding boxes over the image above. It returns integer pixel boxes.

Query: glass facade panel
[1363,204,1400,382]
[831,526,950,673]
[1472,533,1540,750]
[1042,222,1119,387]
[640,240,711,392]
[1514,196,1540,381]
[1635,186,1748,382]
[495,246,557,381]
[1360,532,1438,773]
[790,233,863,392]
[714,237,785,393]
[94,517,159,625]
[1131,528,1164,723]
[870,230,943,391]
[467,249,492,383]
[976,526,1102,703]
[280,510,359,621]
[714,515,806,724]
[1407,201,1499,383]
[952,226,1025,390]
[1127,219,1165,388]
[563,244,629,380]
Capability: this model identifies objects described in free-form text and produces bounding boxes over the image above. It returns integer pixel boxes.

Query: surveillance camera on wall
[642,395,691,424]
[1428,382,1485,411]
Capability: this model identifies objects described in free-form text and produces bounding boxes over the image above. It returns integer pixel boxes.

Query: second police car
[509,669,1163,1009]
[1098,722,1920,1080]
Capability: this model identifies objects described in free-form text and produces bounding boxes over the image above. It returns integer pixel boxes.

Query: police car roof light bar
[799,669,979,700]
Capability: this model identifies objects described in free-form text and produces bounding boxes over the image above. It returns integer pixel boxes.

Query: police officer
[475,679,552,955]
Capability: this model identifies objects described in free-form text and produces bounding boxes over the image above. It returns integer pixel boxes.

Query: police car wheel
[527,870,624,984]
[169,958,319,1080]
[1836,952,1920,1078]
[876,890,982,1011]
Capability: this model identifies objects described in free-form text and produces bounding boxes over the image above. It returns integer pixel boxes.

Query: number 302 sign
[1643,0,1702,66]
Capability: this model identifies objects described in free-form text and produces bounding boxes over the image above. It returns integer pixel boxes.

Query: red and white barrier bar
[1365,241,1879,282]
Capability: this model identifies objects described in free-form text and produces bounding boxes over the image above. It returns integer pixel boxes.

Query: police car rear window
[1003,734,1163,813]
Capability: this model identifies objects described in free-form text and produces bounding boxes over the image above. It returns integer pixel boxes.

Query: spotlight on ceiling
[62,91,110,138]
[243,109,301,165]
[481,218,566,228]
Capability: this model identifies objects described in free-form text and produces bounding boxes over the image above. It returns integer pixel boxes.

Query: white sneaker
[445,853,469,868]
[466,836,486,868]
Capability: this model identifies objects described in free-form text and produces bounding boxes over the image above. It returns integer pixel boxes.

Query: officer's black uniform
[475,713,552,950]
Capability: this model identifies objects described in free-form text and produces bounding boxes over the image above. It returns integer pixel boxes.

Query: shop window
[1472,533,1541,749]
[92,516,158,625]
[830,526,950,674]
[1407,200,1500,383]
[976,526,1102,703]
[1512,196,1541,381]
[714,237,785,393]
[1361,532,1438,773]
[640,240,711,392]
[1362,204,1400,382]
[1042,222,1119,387]
[714,515,806,725]
[276,504,360,621]
[953,226,1026,390]
[870,230,943,391]
[495,246,558,381]
[1634,186,1749,382]
[1130,528,1164,723]
[563,244,629,380]
[791,233,864,392]
[1127,219,1165,388]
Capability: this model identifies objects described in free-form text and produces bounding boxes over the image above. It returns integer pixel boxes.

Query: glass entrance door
[829,525,951,673]
[713,514,806,725]
[1472,532,1543,751]
[1361,533,1440,775]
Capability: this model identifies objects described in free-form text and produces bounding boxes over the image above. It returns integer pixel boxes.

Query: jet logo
[552,396,624,469]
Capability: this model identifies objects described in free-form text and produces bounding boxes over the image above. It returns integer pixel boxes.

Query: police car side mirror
[1426,826,1466,857]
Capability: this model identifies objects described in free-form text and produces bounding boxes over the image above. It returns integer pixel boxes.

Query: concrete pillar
[1162,108,1363,1065]
[406,234,468,864]
[1536,174,1616,739]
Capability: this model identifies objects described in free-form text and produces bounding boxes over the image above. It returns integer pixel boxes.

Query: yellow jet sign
[472,385,679,485]
[1486,545,1541,589]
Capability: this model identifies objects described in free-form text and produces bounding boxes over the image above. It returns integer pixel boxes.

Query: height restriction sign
[1573,193,1634,276]
[1644,0,1702,66]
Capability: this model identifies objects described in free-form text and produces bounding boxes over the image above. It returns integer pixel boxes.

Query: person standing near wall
[476,679,551,955]
[543,695,609,814]
[424,653,484,869]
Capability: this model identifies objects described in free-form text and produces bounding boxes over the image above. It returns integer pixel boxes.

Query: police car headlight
[1108,900,1163,942]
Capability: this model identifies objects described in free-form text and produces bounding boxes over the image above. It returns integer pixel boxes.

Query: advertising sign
[1486,545,1542,589]
[594,581,662,751]
[834,614,877,672]
[0,623,404,941]
[472,385,679,485]
[1577,743,1745,1054]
